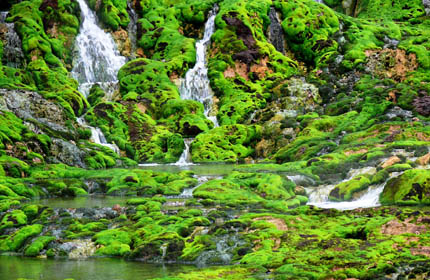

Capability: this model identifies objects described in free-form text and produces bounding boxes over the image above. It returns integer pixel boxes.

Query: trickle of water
[0,11,25,68]
[77,117,120,154]
[127,0,138,59]
[174,138,194,166]
[160,243,168,260]
[178,175,221,198]
[195,234,244,267]
[71,0,126,96]
[180,6,219,127]
[267,7,285,54]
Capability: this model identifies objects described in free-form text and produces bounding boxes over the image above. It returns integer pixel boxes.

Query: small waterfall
[71,0,126,96]
[77,117,120,154]
[174,138,194,166]
[267,7,285,54]
[72,0,126,154]
[306,168,401,211]
[178,175,221,198]
[127,0,138,59]
[180,6,219,127]
[0,11,25,68]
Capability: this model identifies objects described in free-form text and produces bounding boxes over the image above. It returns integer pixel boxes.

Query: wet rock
[385,106,413,121]
[381,218,428,235]
[267,7,285,54]
[49,139,87,168]
[112,28,132,57]
[59,240,97,259]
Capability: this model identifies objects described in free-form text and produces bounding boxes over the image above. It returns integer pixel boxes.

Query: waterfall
[127,0,138,59]
[267,7,285,54]
[179,6,219,127]
[77,117,120,154]
[174,138,194,166]
[0,11,25,68]
[72,0,125,154]
[71,0,126,96]
[305,168,401,211]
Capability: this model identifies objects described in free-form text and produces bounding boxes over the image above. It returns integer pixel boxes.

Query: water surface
[0,256,193,280]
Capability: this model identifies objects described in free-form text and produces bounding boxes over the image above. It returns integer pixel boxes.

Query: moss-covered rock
[329,175,371,201]
[0,224,43,252]
[380,169,430,205]
[191,124,261,162]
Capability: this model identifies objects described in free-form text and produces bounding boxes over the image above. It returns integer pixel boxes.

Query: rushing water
[0,11,25,68]
[71,0,126,96]
[179,6,219,127]
[72,0,126,153]
[304,167,401,210]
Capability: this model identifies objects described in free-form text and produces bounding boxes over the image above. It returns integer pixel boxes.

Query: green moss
[0,210,28,231]
[93,229,131,257]
[329,175,371,201]
[24,235,55,257]
[191,124,261,163]
[0,224,43,252]
[380,169,430,205]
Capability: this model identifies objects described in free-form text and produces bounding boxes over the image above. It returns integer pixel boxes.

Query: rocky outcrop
[0,89,78,139]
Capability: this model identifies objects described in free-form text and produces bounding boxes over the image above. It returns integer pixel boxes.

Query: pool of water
[138,163,238,176]
[28,196,131,209]
[0,255,194,280]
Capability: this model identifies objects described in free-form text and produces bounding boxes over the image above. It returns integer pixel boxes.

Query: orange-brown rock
[380,156,401,169]
[417,153,430,166]
[253,216,288,231]
[381,218,428,235]
[365,49,418,82]
[112,28,131,57]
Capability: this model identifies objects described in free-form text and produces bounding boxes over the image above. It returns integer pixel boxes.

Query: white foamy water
[180,6,219,127]
[305,166,389,210]
[72,0,125,154]
[174,138,194,166]
[71,0,126,96]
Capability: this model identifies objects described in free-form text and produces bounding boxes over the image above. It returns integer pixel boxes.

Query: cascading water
[304,167,401,211]
[174,6,219,166]
[71,0,126,96]
[0,11,25,68]
[77,117,120,154]
[179,6,219,127]
[174,138,194,166]
[72,0,126,153]
[267,7,285,54]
